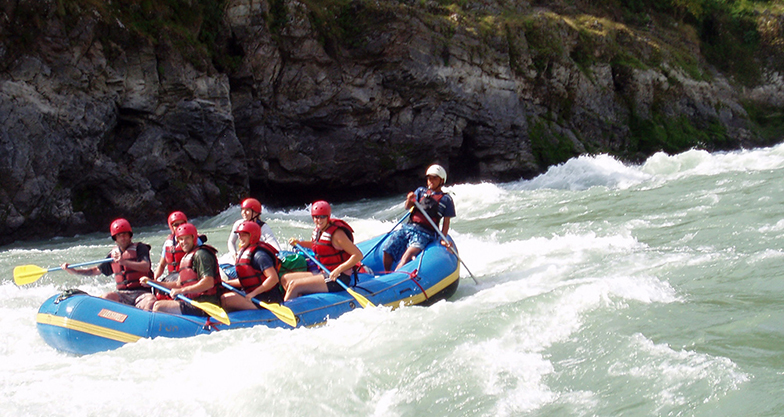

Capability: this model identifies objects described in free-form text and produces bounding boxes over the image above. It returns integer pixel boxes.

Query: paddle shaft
[294,243,347,288]
[293,243,374,307]
[145,280,194,304]
[53,258,114,273]
[365,211,412,257]
[412,200,478,284]
[14,258,115,286]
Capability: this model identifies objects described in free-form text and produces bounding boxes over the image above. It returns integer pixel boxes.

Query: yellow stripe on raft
[36,313,143,344]
[383,265,461,308]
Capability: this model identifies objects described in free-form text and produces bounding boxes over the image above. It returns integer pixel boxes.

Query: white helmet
[426,164,447,183]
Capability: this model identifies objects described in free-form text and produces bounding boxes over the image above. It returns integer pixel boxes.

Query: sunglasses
[312,215,328,220]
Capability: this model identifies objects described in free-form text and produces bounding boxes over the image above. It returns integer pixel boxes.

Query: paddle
[293,243,375,308]
[144,280,231,325]
[365,210,412,258]
[221,282,297,327]
[14,258,113,286]
[412,200,479,284]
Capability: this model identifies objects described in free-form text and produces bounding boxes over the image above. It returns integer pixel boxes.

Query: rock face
[0,0,780,245]
[1,1,248,243]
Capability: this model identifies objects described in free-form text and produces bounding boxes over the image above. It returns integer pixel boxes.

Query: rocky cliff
[0,0,782,245]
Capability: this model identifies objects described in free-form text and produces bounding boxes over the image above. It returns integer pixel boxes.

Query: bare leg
[383,252,395,272]
[102,292,121,302]
[135,293,157,311]
[395,246,422,270]
[281,271,318,291]
[284,273,329,301]
[152,300,183,314]
[221,292,256,312]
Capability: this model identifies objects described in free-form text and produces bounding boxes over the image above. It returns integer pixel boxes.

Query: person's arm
[440,217,453,247]
[245,251,279,298]
[141,276,177,289]
[404,191,416,210]
[328,229,363,280]
[227,233,238,256]
[228,220,240,256]
[153,255,167,280]
[63,248,119,277]
[246,267,280,299]
[155,242,168,279]
[120,244,151,273]
[290,237,312,249]
[261,224,282,251]
[439,194,456,246]
[170,249,217,297]
[171,275,215,298]
[441,217,451,237]
[60,264,101,276]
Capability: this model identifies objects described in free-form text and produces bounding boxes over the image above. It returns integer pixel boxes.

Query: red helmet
[241,198,262,214]
[310,200,331,217]
[175,223,198,240]
[236,220,261,245]
[110,218,132,239]
[167,211,188,231]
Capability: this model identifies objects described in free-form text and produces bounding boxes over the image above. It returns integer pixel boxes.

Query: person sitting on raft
[153,211,204,280]
[281,200,363,301]
[138,211,208,311]
[221,221,284,311]
[141,223,222,317]
[382,164,456,271]
[62,218,153,307]
[227,198,281,262]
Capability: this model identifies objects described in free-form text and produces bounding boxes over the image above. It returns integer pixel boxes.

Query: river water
[2,144,784,416]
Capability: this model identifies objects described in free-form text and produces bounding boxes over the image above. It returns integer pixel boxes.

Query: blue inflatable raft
[36,234,461,355]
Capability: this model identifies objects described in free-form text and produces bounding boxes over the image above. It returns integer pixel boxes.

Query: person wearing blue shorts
[383,164,456,271]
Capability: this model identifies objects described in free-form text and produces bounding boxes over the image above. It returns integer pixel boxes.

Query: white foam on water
[4,144,784,415]
[608,333,750,414]
[514,154,652,191]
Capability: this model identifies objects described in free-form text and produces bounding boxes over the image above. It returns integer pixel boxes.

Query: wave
[492,143,784,193]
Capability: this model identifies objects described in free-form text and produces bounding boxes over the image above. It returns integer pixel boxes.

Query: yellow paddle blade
[13,265,49,286]
[190,300,231,325]
[347,287,375,308]
[257,301,298,327]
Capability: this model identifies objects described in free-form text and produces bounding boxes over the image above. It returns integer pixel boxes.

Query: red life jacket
[111,243,152,290]
[312,219,355,272]
[235,242,281,292]
[163,233,187,273]
[178,245,221,299]
[410,190,445,232]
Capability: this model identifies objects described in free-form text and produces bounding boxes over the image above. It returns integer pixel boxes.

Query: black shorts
[325,273,351,293]
[253,288,284,307]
